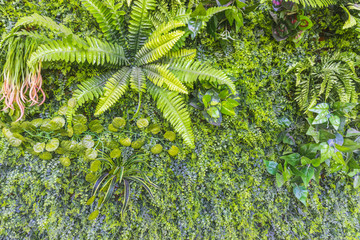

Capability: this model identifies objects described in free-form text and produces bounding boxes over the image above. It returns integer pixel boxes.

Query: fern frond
[143,64,188,94]
[166,49,196,60]
[130,67,147,92]
[287,0,338,8]
[28,37,126,67]
[95,67,131,115]
[148,83,194,148]
[199,6,234,22]
[73,72,114,109]
[136,30,184,65]
[128,0,156,54]
[80,0,122,43]
[168,59,236,94]
[12,13,73,35]
[149,21,185,40]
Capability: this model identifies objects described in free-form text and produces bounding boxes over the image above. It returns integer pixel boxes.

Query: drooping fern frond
[28,37,126,68]
[136,30,185,65]
[12,13,73,36]
[80,0,122,43]
[143,64,188,94]
[149,21,185,40]
[128,0,156,54]
[130,66,147,92]
[148,83,194,148]
[95,67,131,115]
[285,0,339,8]
[168,58,236,94]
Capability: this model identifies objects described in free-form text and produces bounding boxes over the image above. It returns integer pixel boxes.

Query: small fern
[289,52,360,112]
[287,0,339,8]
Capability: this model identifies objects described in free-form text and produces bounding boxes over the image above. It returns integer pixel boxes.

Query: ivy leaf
[191,3,207,17]
[188,19,202,39]
[264,160,278,175]
[332,151,346,165]
[320,142,333,163]
[293,185,308,205]
[335,139,360,152]
[300,166,314,187]
[301,156,312,166]
[276,173,285,187]
[319,129,335,142]
[280,153,301,166]
[202,95,211,108]
[309,103,329,125]
[306,125,319,143]
[329,114,340,130]
[207,107,221,119]
[346,128,360,137]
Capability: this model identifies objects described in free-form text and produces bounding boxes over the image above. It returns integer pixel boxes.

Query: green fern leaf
[288,0,338,8]
[149,21,185,40]
[73,72,114,109]
[143,64,188,94]
[148,83,194,148]
[166,49,196,60]
[95,67,131,115]
[80,0,122,43]
[28,37,126,67]
[128,0,156,54]
[136,30,184,65]
[168,58,236,94]
[130,67,147,92]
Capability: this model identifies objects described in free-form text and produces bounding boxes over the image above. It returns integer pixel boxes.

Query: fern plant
[288,52,360,112]
[285,0,339,8]
[10,0,235,148]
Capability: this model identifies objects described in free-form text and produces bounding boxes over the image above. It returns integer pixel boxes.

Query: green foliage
[10,1,236,148]
[288,51,360,112]
[86,152,157,219]
[270,102,360,205]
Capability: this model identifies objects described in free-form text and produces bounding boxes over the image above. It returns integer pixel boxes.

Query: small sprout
[168,145,179,157]
[136,118,149,128]
[59,156,71,167]
[164,131,176,141]
[88,210,99,220]
[151,144,163,154]
[86,196,96,205]
[120,137,132,147]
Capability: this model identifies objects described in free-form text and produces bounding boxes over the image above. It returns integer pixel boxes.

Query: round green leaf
[110,148,121,158]
[148,124,161,134]
[85,148,98,160]
[67,98,76,108]
[136,118,149,128]
[90,160,102,172]
[45,138,60,152]
[82,135,94,149]
[85,173,97,183]
[119,137,132,147]
[131,139,145,149]
[108,124,118,132]
[164,131,176,141]
[59,156,71,167]
[58,105,68,115]
[73,114,87,125]
[50,116,65,129]
[86,196,96,205]
[151,144,163,154]
[112,117,126,128]
[33,142,45,153]
[168,145,179,157]
[73,124,88,135]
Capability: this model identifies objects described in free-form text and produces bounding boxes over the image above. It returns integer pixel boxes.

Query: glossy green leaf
[264,160,278,175]
[136,118,149,128]
[293,185,308,205]
[280,153,301,166]
[33,142,45,153]
[45,138,60,152]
